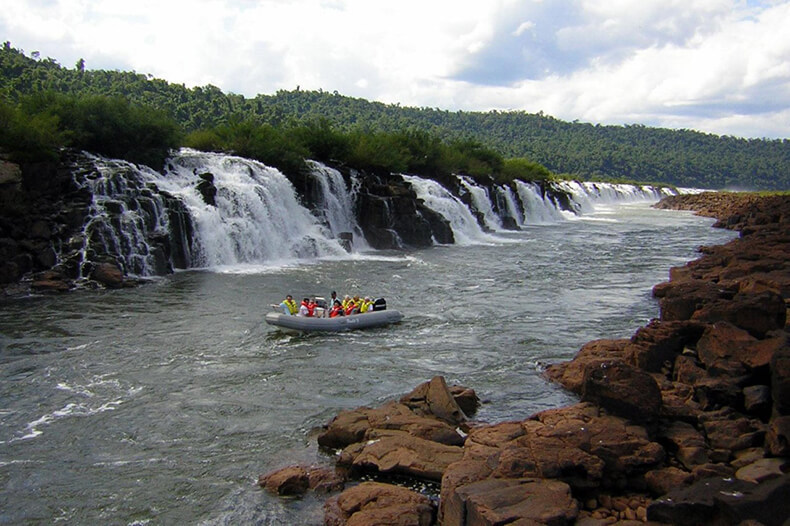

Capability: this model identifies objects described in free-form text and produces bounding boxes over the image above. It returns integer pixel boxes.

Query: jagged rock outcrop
[1,151,198,294]
[0,153,92,292]
[353,171,453,249]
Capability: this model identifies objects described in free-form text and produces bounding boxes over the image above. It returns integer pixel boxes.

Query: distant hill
[2,42,789,189]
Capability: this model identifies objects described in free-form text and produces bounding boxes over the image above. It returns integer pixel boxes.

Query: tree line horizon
[2,42,789,190]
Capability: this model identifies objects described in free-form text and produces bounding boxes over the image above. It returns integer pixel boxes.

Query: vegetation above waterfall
[2,42,789,189]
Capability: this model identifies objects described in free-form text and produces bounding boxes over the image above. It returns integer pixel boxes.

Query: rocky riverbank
[260,191,789,525]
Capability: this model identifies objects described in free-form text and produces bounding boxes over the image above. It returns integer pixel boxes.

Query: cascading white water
[402,174,500,245]
[80,149,351,275]
[514,180,569,224]
[78,155,182,276]
[458,176,503,231]
[161,150,348,268]
[77,148,682,273]
[553,181,676,214]
[495,184,524,227]
[306,161,369,250]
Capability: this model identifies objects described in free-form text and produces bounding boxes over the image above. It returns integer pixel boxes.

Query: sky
[2,0,790,139]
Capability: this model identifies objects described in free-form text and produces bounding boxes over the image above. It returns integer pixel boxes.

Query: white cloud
[1,0,788,138]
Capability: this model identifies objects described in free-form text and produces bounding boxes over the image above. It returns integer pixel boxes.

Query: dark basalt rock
[195,172,217,207]
[581,360,662,423]
[647,474,790,526]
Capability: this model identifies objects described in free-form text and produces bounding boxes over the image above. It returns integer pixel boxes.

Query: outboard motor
[371,298,387,311]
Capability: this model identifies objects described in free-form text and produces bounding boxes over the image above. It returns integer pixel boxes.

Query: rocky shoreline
[260,192,789,525]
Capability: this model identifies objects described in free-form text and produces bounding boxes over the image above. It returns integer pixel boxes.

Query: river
[0,196,738,524]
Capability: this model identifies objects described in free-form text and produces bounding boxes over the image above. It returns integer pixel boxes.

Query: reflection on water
[0,203,736,524]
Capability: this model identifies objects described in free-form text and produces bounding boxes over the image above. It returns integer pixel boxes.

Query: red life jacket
[329,305,343,318]
[301,300,315,317]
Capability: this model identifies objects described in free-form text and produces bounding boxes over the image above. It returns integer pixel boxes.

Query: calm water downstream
[0,202,736,524]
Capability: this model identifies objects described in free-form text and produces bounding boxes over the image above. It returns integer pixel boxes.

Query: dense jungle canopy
[2,42,789,189]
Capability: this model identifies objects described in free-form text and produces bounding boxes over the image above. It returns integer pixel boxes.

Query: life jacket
[283,299,298,315]
[344,301,358,316]
[359,299,372,313]
[301,300,315,317]
[329,304,343,318]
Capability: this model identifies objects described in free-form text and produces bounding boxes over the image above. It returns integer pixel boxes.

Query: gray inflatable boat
[264,309,403,333]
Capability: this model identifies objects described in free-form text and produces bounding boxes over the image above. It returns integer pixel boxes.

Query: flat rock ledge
[259,192,790,525]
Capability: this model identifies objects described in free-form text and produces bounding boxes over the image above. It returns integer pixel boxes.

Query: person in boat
[298,297,316,317]
[328,299,344,318]
[344,295,361,316]
[328,291,338,308]
[359,297,373,313]
[280,295,298,315]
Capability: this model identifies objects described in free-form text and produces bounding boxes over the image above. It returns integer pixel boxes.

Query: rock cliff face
[1,152,197,293]
[260,192,790,525]
[0,153,92,292]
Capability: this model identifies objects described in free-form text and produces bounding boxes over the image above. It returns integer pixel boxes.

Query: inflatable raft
[264,309,403,332]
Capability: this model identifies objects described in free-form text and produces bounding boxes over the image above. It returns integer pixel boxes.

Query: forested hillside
[2,42,789,189]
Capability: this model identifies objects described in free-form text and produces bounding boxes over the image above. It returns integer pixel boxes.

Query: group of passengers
[279,291,377,318]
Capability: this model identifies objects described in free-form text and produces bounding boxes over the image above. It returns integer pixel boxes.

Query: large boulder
[691,290,787,338]
[625,320,707,373]
[317,401,465,450]
[399,376,468,426]
[258,465,345,496]
[653,280,734,322]
[647,473,790,526]
[459,403,664,492]
[90,262,124,288]
[700,409,765,453]
[658,421,710,470]
[337,429,464,481]
[580,360,662,423]
[544,338,630,393]
[324,481,434,526]
[695,322,760,370]
[440,477,578,526]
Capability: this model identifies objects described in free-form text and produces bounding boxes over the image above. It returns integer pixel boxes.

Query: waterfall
[306,161,369,250]
[78,149,349,276]
[514,181,569,224]
[74,147,682,277]
[77,154,191,277]
[402,175,500,245]
[553,181,675,214]
[495,184,524,228]
[160,150,347,267]
[458,176,503,231]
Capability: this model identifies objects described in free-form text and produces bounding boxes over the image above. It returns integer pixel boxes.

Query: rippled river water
[0,202,736,524]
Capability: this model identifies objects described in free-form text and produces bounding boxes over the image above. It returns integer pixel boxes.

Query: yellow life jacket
[284,299,298,315]
[360,299,372,313]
